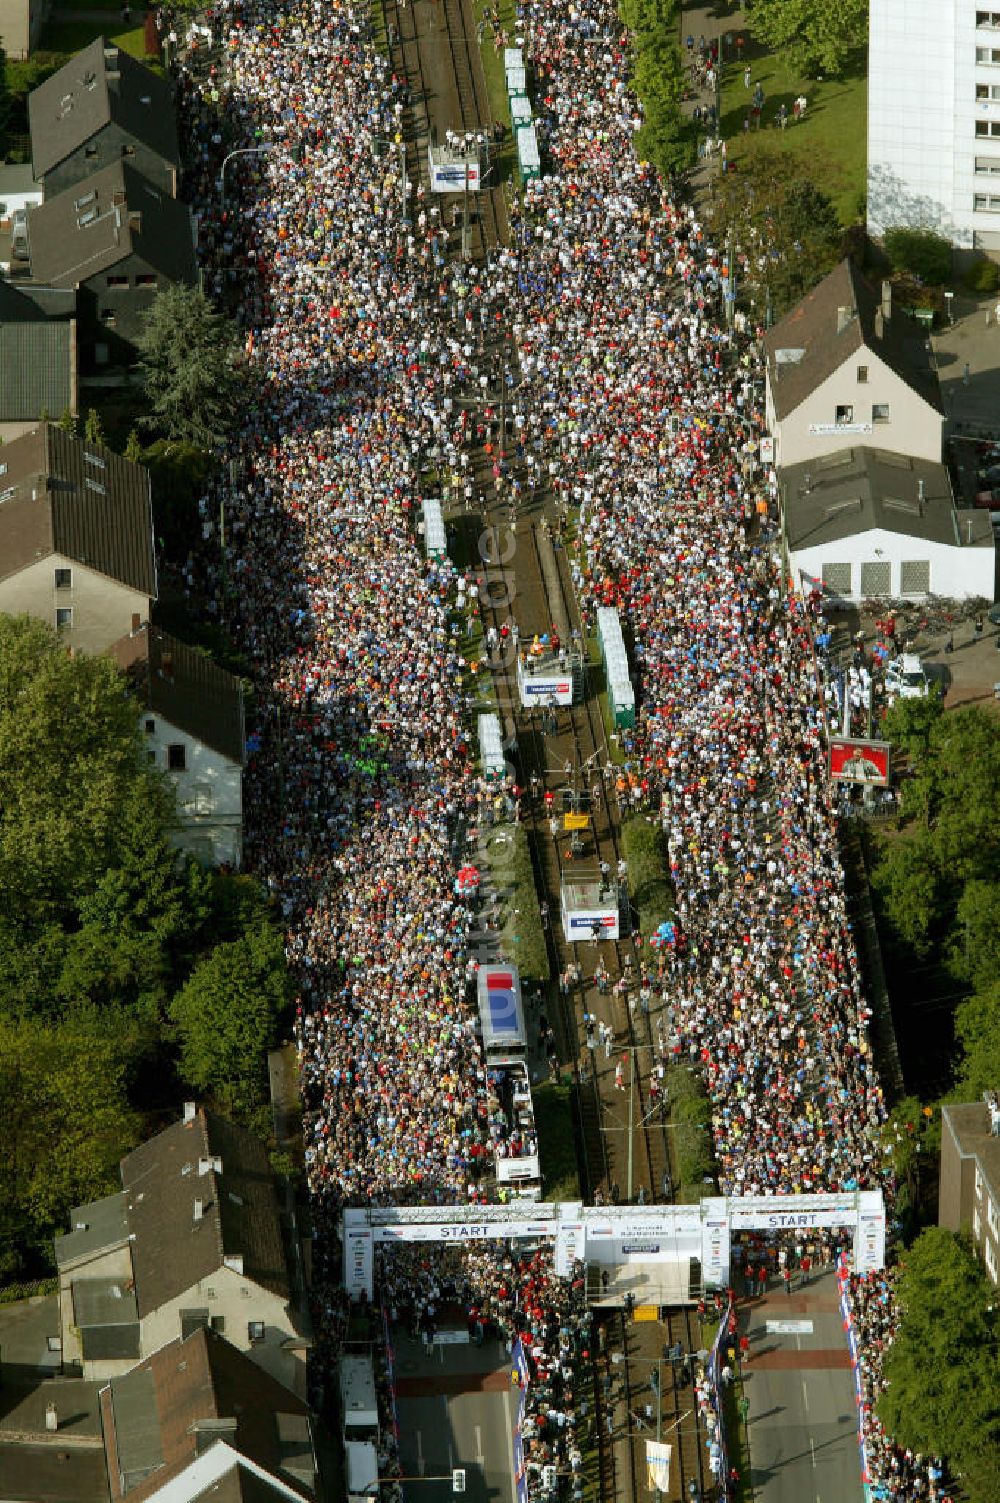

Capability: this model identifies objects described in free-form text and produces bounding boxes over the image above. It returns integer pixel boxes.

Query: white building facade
[869,0,1000,251]
[791,525,997,605]
[143,711,244,868]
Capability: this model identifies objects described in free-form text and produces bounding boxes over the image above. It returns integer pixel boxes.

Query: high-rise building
[869,1,1000,252]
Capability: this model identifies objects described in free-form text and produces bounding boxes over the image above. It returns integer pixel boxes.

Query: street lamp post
[219,144,281,210]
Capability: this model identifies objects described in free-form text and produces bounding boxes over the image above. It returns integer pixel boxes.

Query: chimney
[183,1101,196,1123]
[223,1254,244,1275]
[967,518,974,544]
[874,310,884,340]
[836,305,853,334]
[881,279,892,320]
[45,1404,58,1433]
[198,1156,222,1176]
[131,613,141,633]
[193,1198,204,1223]
[918,479,925,504]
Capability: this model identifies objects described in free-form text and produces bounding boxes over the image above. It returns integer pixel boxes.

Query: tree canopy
[877,1229,1000,1501]
[746,0,868,77]
[619,0,694,179]
[0,618,290,1279]
[137,283,245,448]
[706,148,844,319]
[170,921,292,1117]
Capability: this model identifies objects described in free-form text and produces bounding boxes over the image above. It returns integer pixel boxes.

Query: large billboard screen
[828,738,891,787]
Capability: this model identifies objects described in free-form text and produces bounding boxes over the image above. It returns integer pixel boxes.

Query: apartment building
[939,1094,1000,1282]
[869,0,1000,250]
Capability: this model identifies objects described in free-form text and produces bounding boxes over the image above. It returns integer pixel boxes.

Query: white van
[340,1352,380,1503]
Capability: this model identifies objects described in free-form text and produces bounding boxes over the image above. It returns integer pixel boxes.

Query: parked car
[977,464,1000,489]
[10,207,29,262]
[974,486,1000,508]
[885,653,930,701]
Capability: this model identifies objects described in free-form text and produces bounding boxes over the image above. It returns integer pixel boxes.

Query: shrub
[963,258,1000,295]
[665,1065,716,1199]
[621,816,674,936]
[500,825,550,983]
[883,228,952,286]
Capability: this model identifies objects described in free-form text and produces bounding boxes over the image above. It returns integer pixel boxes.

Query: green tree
[124,427,143,463]
[746,0,867,76]
[0,616,175,934]
[0,41,10,149]
[57,406,77,436]
[883,228,952,286]
[877,1228,1000,1500]
[707,149,843,318]
[84,407,106,447]
[137,284,245,447]
[0,1014,140,1276]
[952,982,1000,1100]
[169,920,291,1117]
[618,0,693,179]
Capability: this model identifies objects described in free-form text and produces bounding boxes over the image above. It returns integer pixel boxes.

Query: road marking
[475,1424,485,1465]
[416,1430,425,1475]
[801,1380,810,1413]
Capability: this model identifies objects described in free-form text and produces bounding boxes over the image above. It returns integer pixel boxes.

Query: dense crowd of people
[166,0,930,1496]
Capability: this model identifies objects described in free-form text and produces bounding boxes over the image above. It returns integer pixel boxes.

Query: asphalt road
[394,1334,517,1503]
[740,1271,863,1503]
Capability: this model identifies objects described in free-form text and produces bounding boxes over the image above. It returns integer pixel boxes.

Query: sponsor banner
[808,421,872,436]
[429,159,482,192]
[497,1155,541,1183]
[373,1220,551,1243]
[566,911,620,940]
[646,1441,672,1493]
[622,1241,660,1255]
[829,738,891,788]
[346,1230,374,1301]
[511,1338,530,1503]
[520,677,573,704]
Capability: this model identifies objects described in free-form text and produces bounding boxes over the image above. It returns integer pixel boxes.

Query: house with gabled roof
[55,1106,310,1396]
[0,280,77,443]
[110,623,245,868]
[29,38,179,199]
[24,159,196,367]
[100,1327,323,1503]
[0,422,156,654]
[763,258,944,469]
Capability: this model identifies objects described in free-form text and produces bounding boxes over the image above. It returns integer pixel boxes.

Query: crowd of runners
[166,0,933,1496]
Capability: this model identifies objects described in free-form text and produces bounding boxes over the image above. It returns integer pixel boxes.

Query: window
[248,1321,265,1344]
[977,1166,985,1200]
[106,274,128,288]
[856,365,868,383]
[976,82,1000,99]
[974,192,1000,212]
[55,607,73,630]
[123,143,136,156]
[0,463,6,476]
[976,156,1000,174]
[100,310,117,326]
[900,560,930,595]
[821,562,852,596]
[180,1309,210,1339]
[85,144,98,157]
[168,743,187,771]
[145,717,155,734]
[989,1196,999,1236]
[861,561,892,596]
[147,750,156,764]
[978,10,1000,27]
[210,1315,226,1334]
[54,567,72,589]
[872,402,890,423]
[986,1240,998,1282]
[977,44,1000,62]
[135,273,157,287]
[974,1209,982,1239]
[184,783,213,816]
[976,120,1000,135]
[835,404,854,425]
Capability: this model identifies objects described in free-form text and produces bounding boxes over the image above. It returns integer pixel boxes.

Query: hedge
[621,816,674,937]
[665,1064,716,1201]
[500,824,551,984]
[0,1277,58,1306]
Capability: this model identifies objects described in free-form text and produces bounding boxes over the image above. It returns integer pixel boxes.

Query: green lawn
[471,0,516,185]
[720,52,867,225]
[41,19,153,60]
[532,1081,581,1202]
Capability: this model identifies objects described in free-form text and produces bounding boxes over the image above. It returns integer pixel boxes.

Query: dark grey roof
[780,447,992,551]
[107,1368,164,1492]
[27,160,196,288]
[110,624,246,764]
[0,1442,109,1503]
[121,1108,289,1320]
[73,1276,140,1360]
[0,281,76,321]
[764,258,942,421]
[0,320,74,422]
[0,423,156,596]
[942,1101,1000,1197]
[29,37,178,180]
[54,1191,130,1270]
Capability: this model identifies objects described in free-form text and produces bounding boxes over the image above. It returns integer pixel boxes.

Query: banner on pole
[645,1441,672,1493]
